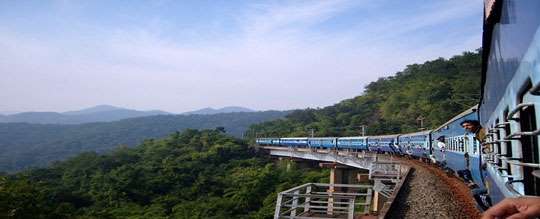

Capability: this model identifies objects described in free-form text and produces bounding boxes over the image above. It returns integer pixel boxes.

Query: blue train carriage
[398,130,432,158]
[256,138,281,146]
[337,136,368,151]
[367,134,399,153]
[430,106,484,187]
[479,0,540,204]
[279,137,308,148]
[308,137,338,149]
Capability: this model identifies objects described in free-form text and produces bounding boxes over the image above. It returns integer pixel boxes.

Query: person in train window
[461,119,491,159]
[395,141,403,154]
[392,141,400,155]
[437,136,446,153]
[436,136,447,164]
[457,152,476,188]
[461,119,493,210]
[461,120,486,143]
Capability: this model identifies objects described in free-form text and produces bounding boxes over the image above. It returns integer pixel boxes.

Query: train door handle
[530,81,540,95]
[495,122,510,128]
[507,103,535,121]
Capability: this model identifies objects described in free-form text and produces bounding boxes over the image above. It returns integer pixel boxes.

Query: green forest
[1,129,328,218]
[247,50,481,138]
[1,50,482,218]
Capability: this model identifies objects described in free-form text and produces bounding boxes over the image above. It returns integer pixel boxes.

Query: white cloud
[0,0,482,113]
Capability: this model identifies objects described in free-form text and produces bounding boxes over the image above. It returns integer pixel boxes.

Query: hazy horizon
[1,0,483,114]
[0,104,265,115]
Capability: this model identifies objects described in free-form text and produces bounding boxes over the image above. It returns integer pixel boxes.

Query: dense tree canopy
[1,129,328,218]
[0,111,288,172]
[247,50,481,138]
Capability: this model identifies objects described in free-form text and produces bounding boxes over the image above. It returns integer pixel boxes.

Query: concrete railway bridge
[261,146,412,219]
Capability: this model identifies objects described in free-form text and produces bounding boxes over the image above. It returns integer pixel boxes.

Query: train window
[459,137,464,152]
[466,136,475,154]
[503,108,513,175]
[495,119,503,167]
[518,80,540,196]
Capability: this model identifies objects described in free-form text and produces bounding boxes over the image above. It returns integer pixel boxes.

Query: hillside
[247,50,481,138]
[0,129,328,218]
[0,111,288,172]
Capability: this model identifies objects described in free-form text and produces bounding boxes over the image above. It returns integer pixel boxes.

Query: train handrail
[482,140,511,145]
[530,81,540,95]
[504,129,540,140]
[505,160,540,168]
[495,166,507,171]
[495,122,510,128]
[505,180,524,196]
[495,156,522,161]
[507,103,535,121]
[532,170,540,179]
[499,174,519,178]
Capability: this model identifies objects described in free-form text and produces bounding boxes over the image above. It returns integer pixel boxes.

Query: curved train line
[258,0,540,213]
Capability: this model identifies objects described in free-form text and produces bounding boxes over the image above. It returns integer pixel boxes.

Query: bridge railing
[274,183,373,219]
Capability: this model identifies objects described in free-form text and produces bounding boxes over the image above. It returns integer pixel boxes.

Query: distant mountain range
[0,105,257,124]
[0,110,288,172]
[182,106,255,115]
[62,104,169,116]
[0,111,19,115]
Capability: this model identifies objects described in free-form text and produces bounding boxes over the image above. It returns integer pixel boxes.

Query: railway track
[386,158,481,219]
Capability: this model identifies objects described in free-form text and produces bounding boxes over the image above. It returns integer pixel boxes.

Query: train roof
[280,137,308,140]
[308,137,337,140]
[367,134,399,139]
[433,105,478,132]
[338,136,368,140]
[399,130,432,137]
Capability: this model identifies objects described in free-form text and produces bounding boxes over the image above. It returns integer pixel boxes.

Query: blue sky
[0,0,483,113]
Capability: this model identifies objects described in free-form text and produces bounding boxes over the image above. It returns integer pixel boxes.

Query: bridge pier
[265,146,410,218]
[319,163,371,216]
[320,163,345,216]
